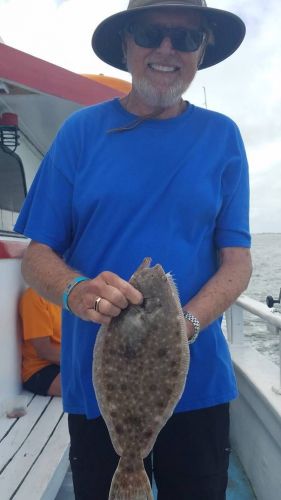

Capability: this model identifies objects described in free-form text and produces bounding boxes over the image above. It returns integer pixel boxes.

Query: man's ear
[198,29,214,69]
[197,37,208,68]
[197,46,206,69]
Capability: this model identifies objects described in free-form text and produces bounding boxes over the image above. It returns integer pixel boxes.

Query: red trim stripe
[0,240,27,259]
[0,43,126,105]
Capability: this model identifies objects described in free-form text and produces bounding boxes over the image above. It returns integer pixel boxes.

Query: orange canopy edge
[83,74,131,94]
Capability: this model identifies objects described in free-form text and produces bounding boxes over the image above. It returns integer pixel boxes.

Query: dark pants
[23,364,60,396]
[68,403,230,500]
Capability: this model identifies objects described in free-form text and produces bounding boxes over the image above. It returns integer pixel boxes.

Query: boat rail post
[272,327,281,395]
[225,303,244,344]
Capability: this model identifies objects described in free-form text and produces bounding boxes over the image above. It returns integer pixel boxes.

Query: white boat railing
[225,294,281,395]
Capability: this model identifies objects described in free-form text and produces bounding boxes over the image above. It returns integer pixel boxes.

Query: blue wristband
[62,276,89,312]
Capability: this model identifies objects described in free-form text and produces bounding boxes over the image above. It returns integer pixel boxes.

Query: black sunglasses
[127,23,206,53]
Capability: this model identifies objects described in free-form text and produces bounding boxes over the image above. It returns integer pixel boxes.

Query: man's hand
[67,271,143,324]
[21,242,143,325]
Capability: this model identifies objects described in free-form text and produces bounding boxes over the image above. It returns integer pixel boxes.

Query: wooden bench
[0,390,69,500]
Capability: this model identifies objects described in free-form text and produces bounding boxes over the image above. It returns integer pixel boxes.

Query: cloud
[0,0,129,76]
[247,139,281,232]
[0,0,280,232]
[187,0,281,233]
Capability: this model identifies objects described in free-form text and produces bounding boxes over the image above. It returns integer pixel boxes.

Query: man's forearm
[183,247,252,333]
[21,242,82,305]
[21,241,143,324]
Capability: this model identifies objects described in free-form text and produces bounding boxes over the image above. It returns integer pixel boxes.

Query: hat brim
[92,5,246,71]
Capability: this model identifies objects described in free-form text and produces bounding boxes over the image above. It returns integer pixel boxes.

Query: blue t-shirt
[15,98,250,418]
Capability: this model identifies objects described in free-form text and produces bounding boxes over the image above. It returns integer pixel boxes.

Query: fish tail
[109,455,153,500]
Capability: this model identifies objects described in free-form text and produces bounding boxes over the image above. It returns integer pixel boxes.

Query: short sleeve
[14,116,79,255]
[19,289,54,341]
[215,124,251,248]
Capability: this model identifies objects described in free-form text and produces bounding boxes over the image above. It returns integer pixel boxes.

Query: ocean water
[239,233,281,365]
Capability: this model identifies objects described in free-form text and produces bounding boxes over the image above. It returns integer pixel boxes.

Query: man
[20,288,61,396]
[14,1,252,499]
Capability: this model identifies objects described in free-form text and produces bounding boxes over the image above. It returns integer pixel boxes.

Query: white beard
[131,74,191,108]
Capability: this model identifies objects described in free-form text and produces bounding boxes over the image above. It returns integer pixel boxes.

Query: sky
[0,0,280,233]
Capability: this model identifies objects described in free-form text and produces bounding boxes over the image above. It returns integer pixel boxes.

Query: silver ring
[94,296,102,313]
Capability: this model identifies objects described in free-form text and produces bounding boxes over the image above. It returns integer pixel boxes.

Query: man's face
[124,9,205,108]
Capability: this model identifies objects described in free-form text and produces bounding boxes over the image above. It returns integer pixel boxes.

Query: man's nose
[157,36,175,53]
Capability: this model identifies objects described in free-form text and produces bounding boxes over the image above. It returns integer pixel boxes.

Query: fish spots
[128,451,137,461]
[124,464,134,474]
[106,383,115,392]
[157,348,167,358]
[143,429,153,439]
[125,416,142,427]
[157,400,165,409]
[92,258,190,499]
[123,344,138,359]
[143,297,162,313]
[115,424,124,435]
[104,368,115,379]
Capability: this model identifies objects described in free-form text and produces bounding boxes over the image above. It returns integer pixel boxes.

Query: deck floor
[56,450,256,499]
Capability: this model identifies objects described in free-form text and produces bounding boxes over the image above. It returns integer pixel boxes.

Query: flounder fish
[93,257,190,500]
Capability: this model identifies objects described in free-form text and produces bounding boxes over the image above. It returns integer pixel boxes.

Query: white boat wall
[0,41,130,414]
[0,42,281,500]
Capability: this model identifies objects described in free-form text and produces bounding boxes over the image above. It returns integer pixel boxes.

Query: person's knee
[47,373,61,396]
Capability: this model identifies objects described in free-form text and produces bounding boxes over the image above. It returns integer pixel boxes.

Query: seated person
[19,287,61,396]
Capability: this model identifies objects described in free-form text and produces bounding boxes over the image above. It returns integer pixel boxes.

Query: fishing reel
[266,288,281,309]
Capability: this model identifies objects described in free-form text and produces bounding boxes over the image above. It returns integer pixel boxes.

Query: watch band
[183,311,200,344]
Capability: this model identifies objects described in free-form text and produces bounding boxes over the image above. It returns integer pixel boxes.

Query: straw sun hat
[92,0,245,71]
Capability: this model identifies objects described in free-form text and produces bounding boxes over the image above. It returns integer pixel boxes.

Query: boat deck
[56,449,256,499]
[227,451,256,500]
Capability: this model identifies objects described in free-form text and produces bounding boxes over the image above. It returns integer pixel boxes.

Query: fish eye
[142,297,161,313]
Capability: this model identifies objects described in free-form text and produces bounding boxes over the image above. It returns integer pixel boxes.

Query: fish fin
[109,456,153,500]
[166,272,189,343]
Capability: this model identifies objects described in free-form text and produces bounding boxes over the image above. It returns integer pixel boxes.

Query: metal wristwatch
[183,311,200,344]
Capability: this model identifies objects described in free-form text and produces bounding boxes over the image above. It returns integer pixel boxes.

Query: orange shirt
[19,288,61,382]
